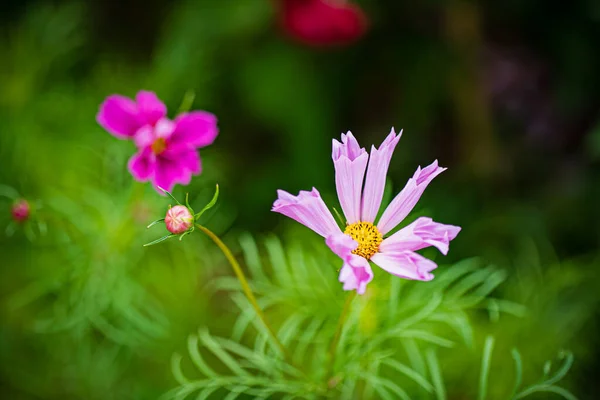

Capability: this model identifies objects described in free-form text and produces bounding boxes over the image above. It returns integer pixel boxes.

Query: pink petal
[170,111,219,151]
[326,233,358,259]
[135,91,167,126]
[338,254,373,294]
[155,118,176,138]
[361,128,402,223]
[151,156,191,193]
[376,160,446,235]
[332,132,368,224]
[177,149,202,175]
[371,250,437,281]
[128,148,155,181]
[272,188,341,237]
[380,217,461,255]
[378,222,423,253]
[97,95,144,139]
[133,118,176,148]
[133,125,155,148]
[332,131,364,160]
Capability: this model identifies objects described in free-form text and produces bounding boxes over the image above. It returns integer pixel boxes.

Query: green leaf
[187,334,218,378]
[147,218,165,229]
[478,336,495,400]
[393,292,442,330]
[177,90,196,114]
[543,351,573,386]
[185,192,192,210]
[171,353,189,385]
[194,184,219,220]
[199,328,249,377]
[543,361,552,377]
[195,386,220,400]
[0,184,19,200]
[143,234,174,247]
[179,227,194,241]
[398,330,455,348]
[368,374,411,400]
[332,207,346,228]
[426,349,446,400]
[402,339,427,376]
[510,348,523,398]
[5,222,16,237]
[383,359,434,393]
[37,219,48,236]
[374,179,394,223]
[516,386,578,400]
[159,187,181,205]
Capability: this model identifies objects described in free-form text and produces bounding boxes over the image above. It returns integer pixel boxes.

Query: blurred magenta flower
[11,199,30,222]
[97,91,218,193]
[278,0,368,47]
[165,205,194,234]
[273,129,460,294]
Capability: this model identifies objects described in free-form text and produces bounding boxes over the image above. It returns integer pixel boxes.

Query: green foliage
[9,186,170,344]
[509,348,576,400]
[166,234,574,399]
[165,329,315,400]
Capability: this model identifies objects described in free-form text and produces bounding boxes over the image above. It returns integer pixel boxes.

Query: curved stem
[326,291,355,383]
[195,224,289,360]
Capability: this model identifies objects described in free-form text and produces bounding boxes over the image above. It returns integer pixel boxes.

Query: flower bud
[165,205,193,234]
[11,199,30,223]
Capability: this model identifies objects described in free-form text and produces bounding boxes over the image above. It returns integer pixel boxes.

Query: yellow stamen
[151,137,167,155]
[344,221,382,259]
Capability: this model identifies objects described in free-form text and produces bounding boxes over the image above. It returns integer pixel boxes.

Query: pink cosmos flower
[97,91,218,193]
[272,129,461,294]
[278,0,368,47]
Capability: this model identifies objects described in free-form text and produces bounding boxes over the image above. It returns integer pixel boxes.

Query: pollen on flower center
[151,137,167,155]
[344,222,383,260]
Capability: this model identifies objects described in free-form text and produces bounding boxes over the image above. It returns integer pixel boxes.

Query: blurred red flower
[278,0,368,47]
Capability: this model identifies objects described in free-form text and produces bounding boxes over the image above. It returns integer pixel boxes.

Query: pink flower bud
[165,205,193,234]
[11,199,30,223]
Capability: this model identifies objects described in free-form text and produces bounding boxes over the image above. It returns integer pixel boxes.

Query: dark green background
[1,0,599,398]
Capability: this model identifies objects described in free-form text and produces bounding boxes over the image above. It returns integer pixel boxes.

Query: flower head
[272,129,461,294]
[11,199,30,223]
[97,90,218,193]
[278,0,368,47]
[165,205,194,234]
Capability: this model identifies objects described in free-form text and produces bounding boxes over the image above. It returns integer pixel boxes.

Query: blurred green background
[1,0,600,398]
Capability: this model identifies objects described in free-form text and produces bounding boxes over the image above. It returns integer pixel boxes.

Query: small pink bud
[165,205,193,234]
[11,199,30,223]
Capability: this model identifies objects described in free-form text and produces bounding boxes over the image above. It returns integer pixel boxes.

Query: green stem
[326,291,356,383]
[195,224,289,360]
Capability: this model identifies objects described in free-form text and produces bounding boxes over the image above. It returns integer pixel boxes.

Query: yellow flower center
[151,137,167,155]
[344,221,383,260]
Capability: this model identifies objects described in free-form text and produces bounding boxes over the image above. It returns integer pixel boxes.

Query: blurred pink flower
[97,91,218,193]
[278,0,368,47]
[273,129,460,294]
[11,199,30,223]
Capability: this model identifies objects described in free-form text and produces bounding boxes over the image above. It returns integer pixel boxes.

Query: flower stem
[195,224,289,360]
[326,291,355,383]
